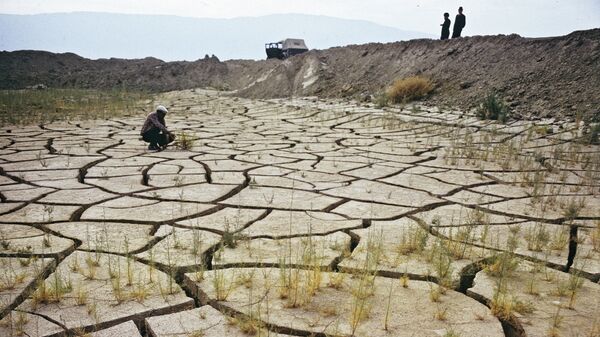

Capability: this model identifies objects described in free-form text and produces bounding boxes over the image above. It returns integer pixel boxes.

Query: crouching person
[141,105,176,151]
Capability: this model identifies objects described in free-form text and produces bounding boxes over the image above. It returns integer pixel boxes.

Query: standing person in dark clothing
[440,13,451,40]
[452,7,466,38]
[140,105,176,151]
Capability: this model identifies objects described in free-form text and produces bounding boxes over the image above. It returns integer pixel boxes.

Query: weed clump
[374,91,389,108]
[490,292,534,320]
[484,253,520,277]
[583,123,600,145]
[386,76,433,104]
[176,131,194,150]
[477,93,510,123]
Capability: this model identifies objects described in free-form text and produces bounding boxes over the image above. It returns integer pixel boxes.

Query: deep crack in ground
[0,89,599,337]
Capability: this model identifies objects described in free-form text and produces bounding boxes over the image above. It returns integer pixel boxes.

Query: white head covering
[156,105,168,114]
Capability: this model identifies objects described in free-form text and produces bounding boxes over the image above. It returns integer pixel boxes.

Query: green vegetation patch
[476,93,510,123]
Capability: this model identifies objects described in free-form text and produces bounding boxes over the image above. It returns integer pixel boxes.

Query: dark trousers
[142,128,173,147]
[452,29,462,38]
[441,29,450,40]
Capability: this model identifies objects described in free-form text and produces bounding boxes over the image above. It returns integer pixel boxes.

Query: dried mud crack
[0,89,599,337]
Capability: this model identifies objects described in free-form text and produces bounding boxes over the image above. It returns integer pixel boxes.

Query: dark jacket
[441,18,451,40]
[140,112,168,135]
[454,14,466,32]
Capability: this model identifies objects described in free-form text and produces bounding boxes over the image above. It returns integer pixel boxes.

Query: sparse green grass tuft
[176,131,195,150]
[374,91,389,108]
[583,123,599,145]
[444,329,461,337]
[477,93,510,123]
[490,293,534,320]
[484,254,520,277]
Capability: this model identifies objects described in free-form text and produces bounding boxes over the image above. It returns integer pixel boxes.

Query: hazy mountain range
[0,12,432,61]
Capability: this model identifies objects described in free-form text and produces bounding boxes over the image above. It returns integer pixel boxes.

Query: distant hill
[0,12,431,61]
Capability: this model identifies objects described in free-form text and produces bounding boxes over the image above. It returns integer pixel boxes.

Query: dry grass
[176,131,195,150]
[0,88,151,125]
[386,76,433,103]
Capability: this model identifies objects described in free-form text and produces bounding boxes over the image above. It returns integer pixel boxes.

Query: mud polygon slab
[325,179,443,207]
[87,165,145,177]
[414,204,519,227]
[436,222,572,268]
[47,222,154,254]
[249,166,294,176]
[425,170,493,186]
[137,184,237,202]
[145,306,293,337]
[0,224,73,255]
[250,176,314,190]
[35,178,93,189]
[0,202,24,214]
[240,210,361,237]
[570,225,600,276]
[0,311,63,337]
[39,188,117,205]
[0,186,56,202]
[235,153,299,165]
[92,321,142,337]
[331,200,412,219]
[0,176,16,185]
[381,173,460,195]
[210,171,247,184]
[87,176,150,194]
[176,208,267,232]
[285,170,354,190]
[99,157,165,167]
[147,174,207,188]
[82,197,213,222]
[147,164,180,175]
[0,257,55,314]
[483,198,566,220]
[0,204,80,223]
[213,231,351,268]
[469,183,530,198]
[468,260,600,337]
[17,251,193,333]
[344,164,409,180]
[14,169,80,182]
[340,219,475,283]
[444,190,504,205]
[184,267,505,337]
[136,226,221,268]
[220,186,340,211]
[203,159,260,172]
[0,155,103,171]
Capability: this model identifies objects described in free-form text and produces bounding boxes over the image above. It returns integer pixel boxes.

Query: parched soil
[1,29,599,121]
[0,89,599,337]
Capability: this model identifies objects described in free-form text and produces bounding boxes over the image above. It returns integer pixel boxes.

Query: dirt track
[1,29,599,121]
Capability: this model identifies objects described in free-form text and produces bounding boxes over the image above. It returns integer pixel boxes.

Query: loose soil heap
[1,29,599,120]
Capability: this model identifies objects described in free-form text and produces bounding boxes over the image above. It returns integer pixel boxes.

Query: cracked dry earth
[0,89,599,337]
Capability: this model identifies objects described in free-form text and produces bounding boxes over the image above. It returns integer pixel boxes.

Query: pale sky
[1,0,599,37]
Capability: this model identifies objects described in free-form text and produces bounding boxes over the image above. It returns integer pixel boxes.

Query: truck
[265,38,308,60]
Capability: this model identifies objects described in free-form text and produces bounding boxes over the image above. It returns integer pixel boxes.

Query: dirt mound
[237,29,600,121]
[0,51,235,91]
[1,29,599,120]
